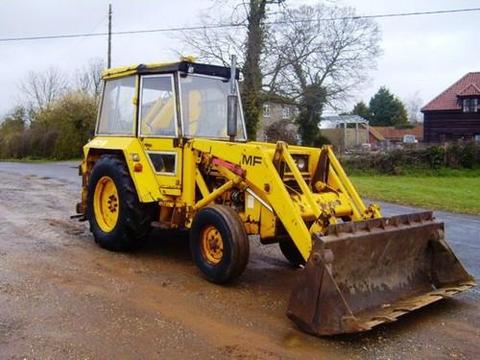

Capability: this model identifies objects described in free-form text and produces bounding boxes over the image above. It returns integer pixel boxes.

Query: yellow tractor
[76,57,475,336]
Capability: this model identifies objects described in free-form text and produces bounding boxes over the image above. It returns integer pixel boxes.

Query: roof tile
[373,125,423,141]
[422,72,480,111]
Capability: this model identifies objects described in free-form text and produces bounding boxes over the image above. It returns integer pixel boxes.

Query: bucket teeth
[287,212,476,336]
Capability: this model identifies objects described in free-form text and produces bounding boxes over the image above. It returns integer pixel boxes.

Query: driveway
[0,161,478,359]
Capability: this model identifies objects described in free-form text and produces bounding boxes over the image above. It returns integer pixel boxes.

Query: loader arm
[190,140,378,261]
[190,139,475,336]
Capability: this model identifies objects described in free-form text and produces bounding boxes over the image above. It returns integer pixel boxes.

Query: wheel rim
[200,225,224,265]
[93,176,119,232]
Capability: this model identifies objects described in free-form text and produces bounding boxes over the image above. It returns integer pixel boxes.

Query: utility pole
[107,4,112,68]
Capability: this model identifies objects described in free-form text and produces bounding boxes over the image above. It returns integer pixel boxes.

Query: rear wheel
[190,205,249,284]
[279,239,306,267]
[87,155,153,251]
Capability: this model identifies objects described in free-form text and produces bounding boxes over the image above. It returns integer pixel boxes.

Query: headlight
[296,157,307,171]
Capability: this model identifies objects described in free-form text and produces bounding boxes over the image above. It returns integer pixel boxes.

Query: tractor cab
[93,59,246,193]
[95,60,247,141]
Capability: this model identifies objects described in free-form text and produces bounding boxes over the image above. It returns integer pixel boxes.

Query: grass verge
[350,170,480,216]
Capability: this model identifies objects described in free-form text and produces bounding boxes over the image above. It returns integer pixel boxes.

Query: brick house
[373,125,424,144]
[422,72,480,143]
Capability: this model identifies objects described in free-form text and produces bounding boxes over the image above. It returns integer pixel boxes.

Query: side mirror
[227,94,238,140]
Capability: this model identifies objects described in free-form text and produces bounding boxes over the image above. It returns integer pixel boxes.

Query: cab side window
[140,75,177,137]
[97,76,136,135]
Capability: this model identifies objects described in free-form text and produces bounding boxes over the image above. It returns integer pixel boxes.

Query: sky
[0,0,478,118]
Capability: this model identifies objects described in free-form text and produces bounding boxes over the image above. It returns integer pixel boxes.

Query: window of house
[263,103,271,118]
[462,98,478,113]
[282,106,290,119]
[475,134,480,143]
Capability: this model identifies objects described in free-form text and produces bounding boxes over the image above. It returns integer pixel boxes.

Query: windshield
[180,75,246,140]
[97,76,136,135]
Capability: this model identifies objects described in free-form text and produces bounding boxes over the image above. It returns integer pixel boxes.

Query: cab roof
[102,59,240,80]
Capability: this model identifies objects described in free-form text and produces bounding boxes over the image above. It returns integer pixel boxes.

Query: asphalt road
[2,160,477,279]
[0,161,478,359]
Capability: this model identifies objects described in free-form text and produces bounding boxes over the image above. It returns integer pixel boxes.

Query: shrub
[264,119,298,144]
[423,146,445,169]
[0,92,97,160]
[312,133,331,147]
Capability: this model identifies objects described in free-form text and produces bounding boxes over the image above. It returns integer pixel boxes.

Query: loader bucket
[287,212,476,336]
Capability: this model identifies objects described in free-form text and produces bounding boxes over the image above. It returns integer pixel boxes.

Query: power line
[334,7,480,20]
[0,7,479,43]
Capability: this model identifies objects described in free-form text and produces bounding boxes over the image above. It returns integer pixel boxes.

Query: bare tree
[405,91,423,123]
[179,0,284,139]
[179,2,380,143]
[76,58,105,99]
[268,4,381,144]
[20,67,69,111]
[178,7,246,67]
[270,5,380,105]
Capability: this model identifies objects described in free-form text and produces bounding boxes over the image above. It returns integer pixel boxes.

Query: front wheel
[87,155,154,251]
[279,239,306,267]
[190,205,249,284]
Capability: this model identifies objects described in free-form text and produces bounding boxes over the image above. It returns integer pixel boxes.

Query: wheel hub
[201,226,224,264]
[93,176,119,232]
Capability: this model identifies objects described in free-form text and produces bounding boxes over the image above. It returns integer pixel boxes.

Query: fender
[83,137,163,202]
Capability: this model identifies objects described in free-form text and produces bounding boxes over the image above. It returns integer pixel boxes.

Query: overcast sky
[0,0,478,117]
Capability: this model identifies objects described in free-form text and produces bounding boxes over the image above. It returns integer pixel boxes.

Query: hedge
[342,142,480,175]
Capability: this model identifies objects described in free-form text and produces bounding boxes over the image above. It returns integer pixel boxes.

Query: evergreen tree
[368,87,408,126]
[351,101,372,120]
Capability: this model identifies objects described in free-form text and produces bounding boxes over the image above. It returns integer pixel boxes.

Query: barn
[422,72,480,143]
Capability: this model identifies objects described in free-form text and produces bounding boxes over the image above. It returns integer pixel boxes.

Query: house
[373,124,424,144]
[257,94,298,141]
[422,72,480,143]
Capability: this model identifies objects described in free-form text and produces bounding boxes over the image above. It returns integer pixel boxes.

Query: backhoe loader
[76,56,475,336]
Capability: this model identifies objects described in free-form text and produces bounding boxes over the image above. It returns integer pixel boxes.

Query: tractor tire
[190,205,249,284]
[87,154,154,252]
[279,239,306,267]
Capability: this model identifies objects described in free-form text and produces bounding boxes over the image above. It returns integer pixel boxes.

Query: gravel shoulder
[0,163,478,359]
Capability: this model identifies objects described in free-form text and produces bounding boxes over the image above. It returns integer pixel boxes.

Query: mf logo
[241,154,262,166]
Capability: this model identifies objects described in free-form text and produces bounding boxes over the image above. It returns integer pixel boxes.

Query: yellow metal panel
[137,138,182,190]
[102,61,179,79]
[259,205,276,239]
[244,191,262,222]
[181,143,197,209]
[84,137,163,203]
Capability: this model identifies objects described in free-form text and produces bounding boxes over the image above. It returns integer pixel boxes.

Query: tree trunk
[242,0,267,140]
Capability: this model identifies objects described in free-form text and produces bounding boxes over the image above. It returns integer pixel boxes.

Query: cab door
[138,74,182,196]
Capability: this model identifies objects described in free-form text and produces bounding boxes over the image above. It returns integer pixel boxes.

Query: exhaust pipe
[227,54,238,141]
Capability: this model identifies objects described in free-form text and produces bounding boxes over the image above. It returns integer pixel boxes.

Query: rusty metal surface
[287,212,476,336]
